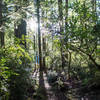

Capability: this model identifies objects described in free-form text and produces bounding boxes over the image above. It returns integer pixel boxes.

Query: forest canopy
[0,0,100,100]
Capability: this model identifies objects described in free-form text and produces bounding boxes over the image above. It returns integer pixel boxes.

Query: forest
[0,0,100,100]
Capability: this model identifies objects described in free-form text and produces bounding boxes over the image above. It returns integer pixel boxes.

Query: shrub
[0,44,33,100]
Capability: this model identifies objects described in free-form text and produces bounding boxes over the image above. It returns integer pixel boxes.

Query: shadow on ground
[36,71,48,100]
[34,71,68,100]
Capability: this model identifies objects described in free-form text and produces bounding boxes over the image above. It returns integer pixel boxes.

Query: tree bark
[58,0,65,69]
[88,54,100,70]
[34,35,36,51]
[68,52,71,79]
[65,0,68,32]
[65,0,69,77]
[0,0,4,47]
[37,0,42,71]
[91,0,96,12]
[43,37,46,72]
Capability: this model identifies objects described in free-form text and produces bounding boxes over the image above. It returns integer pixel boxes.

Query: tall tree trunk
[60,39,64,68]
[68,52,71,78]
[58,0,65,69]
[37,0,42,72]
[92,0,96,12]
[65,0,68,31]
[34,35,36,51]
[0,0,4,47]
[43,37,46,72]
[51,32,54,70]
[33,35,37,70]
[65,0,69,78]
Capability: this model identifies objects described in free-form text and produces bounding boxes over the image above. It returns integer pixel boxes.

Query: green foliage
[92,70,100,85]
[0,44,32,100]
[66,0,100,69]
[0,0,100,98]
[47,71,58,85]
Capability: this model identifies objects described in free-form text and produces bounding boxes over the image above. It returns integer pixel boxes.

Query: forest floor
[32,71,100,100]
[43,73,58,100]
[34,72,67,100]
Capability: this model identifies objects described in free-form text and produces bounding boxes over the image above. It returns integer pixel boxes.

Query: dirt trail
[43,73,58,100]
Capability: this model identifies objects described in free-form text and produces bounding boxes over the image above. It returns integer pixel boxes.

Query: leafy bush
[0,44,33,100]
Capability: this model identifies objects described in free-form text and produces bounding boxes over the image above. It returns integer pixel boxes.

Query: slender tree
[92,0,96,11]
[0,0,4,47]
[43,36,46,72]
[65,0,70,78]
[58,0,65,69]
[37,0,42,71]
[65,0,68,30]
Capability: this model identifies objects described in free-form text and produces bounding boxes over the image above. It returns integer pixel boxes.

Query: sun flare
[28,18,37,32]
